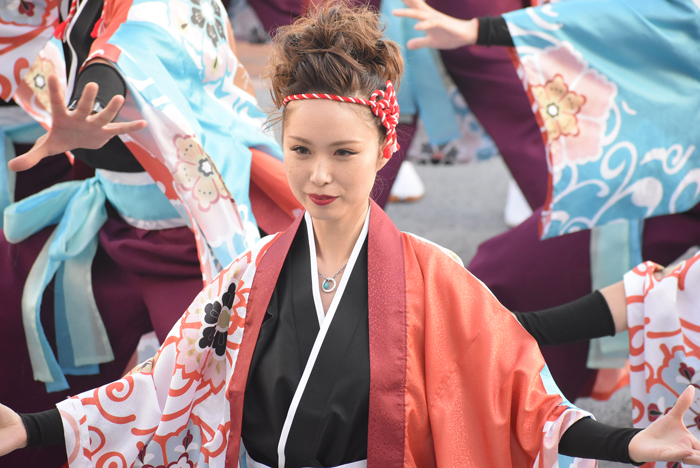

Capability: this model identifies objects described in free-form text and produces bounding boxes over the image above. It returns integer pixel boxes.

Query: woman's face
[283,99,388,224]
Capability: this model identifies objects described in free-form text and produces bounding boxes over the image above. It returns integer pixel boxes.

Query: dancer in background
[512,247,700,468]
[394,0,700,400]
[0,0,299,466]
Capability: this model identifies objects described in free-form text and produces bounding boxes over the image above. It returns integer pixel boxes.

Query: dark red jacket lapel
[367,200,407,468]
[225,214,304,466]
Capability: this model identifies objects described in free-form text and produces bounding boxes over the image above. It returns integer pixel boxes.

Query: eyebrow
[288,135,363,146]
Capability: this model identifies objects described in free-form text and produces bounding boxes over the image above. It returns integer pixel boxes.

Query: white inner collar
[304,207,370,327]
[273,206,370,468]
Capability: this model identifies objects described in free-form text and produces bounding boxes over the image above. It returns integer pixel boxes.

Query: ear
[376,141,390,171]
[377,154,390,172]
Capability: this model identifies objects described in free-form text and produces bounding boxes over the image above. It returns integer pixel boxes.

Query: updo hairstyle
[263,0,404,141]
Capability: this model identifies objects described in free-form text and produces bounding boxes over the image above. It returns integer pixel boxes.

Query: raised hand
[629,386,700,465]
[392,0,478,50]
[8,73,147,172]
[0,403,27,456]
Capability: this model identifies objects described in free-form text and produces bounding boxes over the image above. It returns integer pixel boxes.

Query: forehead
[283,99,379,142]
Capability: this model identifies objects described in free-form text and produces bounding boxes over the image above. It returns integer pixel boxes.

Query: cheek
[340,160,379,200]
[283,157,304,194]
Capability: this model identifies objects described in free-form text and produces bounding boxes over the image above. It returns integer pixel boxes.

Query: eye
[290,145,309,155]
[335,149,357,157]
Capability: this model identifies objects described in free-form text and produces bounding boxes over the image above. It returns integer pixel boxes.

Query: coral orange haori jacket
[56,202,594,468]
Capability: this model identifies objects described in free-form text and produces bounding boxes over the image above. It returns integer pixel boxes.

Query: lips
[308,193,338,206]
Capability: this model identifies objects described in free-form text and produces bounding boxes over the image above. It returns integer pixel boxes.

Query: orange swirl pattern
[625,253,700,465]
[57,234,275,468]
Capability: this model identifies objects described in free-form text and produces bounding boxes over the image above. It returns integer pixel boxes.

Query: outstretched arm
[515,250,696,345]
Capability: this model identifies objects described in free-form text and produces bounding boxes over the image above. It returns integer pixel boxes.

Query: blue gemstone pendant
[321,277,337,293]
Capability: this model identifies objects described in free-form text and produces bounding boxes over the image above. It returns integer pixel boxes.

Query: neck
[311,202,369,268]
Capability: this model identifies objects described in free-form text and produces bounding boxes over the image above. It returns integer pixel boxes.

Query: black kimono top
[241,212,371,468]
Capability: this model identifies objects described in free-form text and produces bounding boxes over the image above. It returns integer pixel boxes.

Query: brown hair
[263,0,404,136]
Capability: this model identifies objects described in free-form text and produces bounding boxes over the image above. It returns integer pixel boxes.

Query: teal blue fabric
[587,219,643,368]
[380,0,460,146]
[539,365,593,467]
[505,0,700,239]
[4,175,180,391]
[0,112,45,227]
[108,0,283,268]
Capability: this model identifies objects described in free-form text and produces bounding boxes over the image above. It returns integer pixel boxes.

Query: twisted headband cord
[282,80,400,159]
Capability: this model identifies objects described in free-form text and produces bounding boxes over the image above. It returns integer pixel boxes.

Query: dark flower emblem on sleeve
[198,283,236,357]
[206,24,219,47]
[190,8,205,27]
[188,0,226,47]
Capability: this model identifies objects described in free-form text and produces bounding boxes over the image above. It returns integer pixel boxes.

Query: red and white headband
[283,80,400,159]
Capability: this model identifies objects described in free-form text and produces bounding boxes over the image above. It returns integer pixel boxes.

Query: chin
[303,202,344,221]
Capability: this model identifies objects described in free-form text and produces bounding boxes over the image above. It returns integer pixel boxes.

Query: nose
[309,156,332,186]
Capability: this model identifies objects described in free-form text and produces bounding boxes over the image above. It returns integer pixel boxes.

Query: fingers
[103,119,148,136]
[47,74,67,118]
[400,0,430,10]
[392,8,431,20]
[8,147,47,172]
[88,94,125,127]
[414,18,441,31]
[669,386,695,419]
[406,37,433,50]
[72,82,99,120]
[675,450,700,465]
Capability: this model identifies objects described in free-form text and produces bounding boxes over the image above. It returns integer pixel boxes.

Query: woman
[2,2,700,467]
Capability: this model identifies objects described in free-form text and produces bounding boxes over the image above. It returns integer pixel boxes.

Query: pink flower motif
[523,45,617,171]
[23,56,55,110]
[175,323,206,377]
[172,135,230,211]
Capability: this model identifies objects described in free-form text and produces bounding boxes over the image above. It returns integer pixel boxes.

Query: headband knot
[282,80,400,159]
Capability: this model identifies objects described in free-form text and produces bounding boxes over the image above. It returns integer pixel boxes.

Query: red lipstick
[308,194,338,206]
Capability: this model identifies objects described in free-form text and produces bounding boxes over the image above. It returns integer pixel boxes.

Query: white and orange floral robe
[57,202,596,468]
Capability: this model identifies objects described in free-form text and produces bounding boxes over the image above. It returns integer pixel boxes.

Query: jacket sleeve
[56,236,276,468]
[409,236,596,468]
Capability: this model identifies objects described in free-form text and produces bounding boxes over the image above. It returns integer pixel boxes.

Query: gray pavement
[384,158,510,264]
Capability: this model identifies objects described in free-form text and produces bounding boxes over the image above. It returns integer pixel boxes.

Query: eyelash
[289,146,357,157]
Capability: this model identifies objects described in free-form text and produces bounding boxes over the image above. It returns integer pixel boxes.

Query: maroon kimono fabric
[468,204,700,399]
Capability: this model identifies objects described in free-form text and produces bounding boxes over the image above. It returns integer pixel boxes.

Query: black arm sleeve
[19,408,65,448]
[476,16,514,47]
[68,62,127,112]
[66,62,145,172]
[513,291,616,346]
[560,417,644,465]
